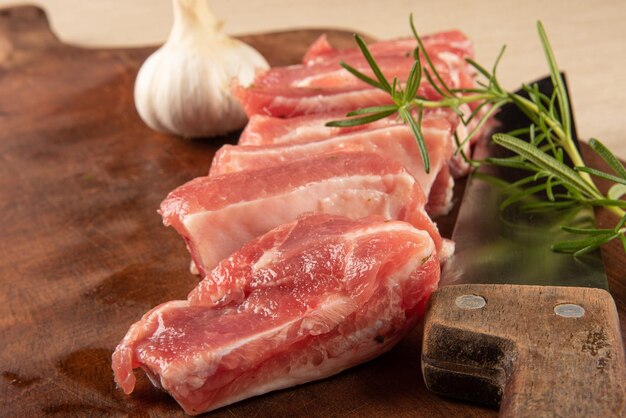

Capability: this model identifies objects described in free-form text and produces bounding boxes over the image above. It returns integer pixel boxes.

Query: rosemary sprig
[327,16,626,254]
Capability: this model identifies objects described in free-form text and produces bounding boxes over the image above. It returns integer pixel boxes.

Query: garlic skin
[134,0,269,138]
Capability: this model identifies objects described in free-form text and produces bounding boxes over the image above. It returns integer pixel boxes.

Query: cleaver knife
[421,76,626,417]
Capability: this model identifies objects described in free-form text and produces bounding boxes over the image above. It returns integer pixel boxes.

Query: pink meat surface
[238,108,458,147]
[238,111,402,146]
[233,31,476,118]
[237,108,474,179]
[302,31,473,65]
[160,152,444,277]
[212,120,455,216]
[112,214,440,415]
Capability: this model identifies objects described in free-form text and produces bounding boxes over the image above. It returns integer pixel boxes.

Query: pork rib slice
[302,31,473,65]
[238,108,458,147]
[238,111,402,146]
[234,32,476,118]
[211,121,455,216]
[112,214,440,415]
[237,108,475,180]
[160,152,444,277]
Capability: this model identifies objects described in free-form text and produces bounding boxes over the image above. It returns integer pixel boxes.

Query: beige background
[2,0,625,157]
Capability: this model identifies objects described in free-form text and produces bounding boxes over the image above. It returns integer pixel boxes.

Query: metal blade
[441,76,608,289]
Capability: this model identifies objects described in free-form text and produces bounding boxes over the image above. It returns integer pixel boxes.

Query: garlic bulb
[134,0,269,138]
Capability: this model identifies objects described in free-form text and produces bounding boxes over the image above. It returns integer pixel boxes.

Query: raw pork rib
[238,111,402,146]
[112,214,440,415]
[237,108,458,147]
[211,122,455,216]
[302,31,473,65]
[237,108,473,181]
[234,31,476,117]
[160,152,444,277]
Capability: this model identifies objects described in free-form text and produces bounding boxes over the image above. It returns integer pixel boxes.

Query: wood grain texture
[0,5,622,417]
[422,285,625,417]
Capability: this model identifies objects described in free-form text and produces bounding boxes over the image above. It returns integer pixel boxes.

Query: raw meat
[211,121,455,216]
[112,214,440,415]
[233,31,477,118]
[160,152,444,277]
[237,108,472,180]
[302,31,473,65]
[238,111,402,146]
[237,108,458,147]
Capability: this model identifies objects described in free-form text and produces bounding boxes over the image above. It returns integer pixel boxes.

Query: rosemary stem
[606,205,626,218]
[512,95,602,195]
[513,95,626,219]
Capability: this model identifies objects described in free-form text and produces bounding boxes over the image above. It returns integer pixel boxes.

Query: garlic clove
[134,0,269,138]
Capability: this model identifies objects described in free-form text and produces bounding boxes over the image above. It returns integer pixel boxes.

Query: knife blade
[421,76,626,417]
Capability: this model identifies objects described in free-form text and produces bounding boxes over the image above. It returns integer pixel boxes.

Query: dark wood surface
[0,5,623,417]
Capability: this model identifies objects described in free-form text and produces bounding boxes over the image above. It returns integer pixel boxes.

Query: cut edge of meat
[160,152,444,277]
[112,215,440,414]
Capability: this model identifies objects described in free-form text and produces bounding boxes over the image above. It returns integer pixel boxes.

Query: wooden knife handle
[421,284,626,417]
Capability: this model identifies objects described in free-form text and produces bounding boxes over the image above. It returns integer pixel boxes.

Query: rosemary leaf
[537,21,572,140]
[410,14,455,97]
[456,101,506,152]
[465,98,495,126]
[391,77,399,102]
[354,34,392,93]
[485,157,537,171]
[399,108,430,173]
[588,138,626,179]
[561,226,613,235]
[521,200,577,212]
[546,175,555,201]
[326,109,397,127]
[403,50,422,102]
[346,105,398,116]
[464,58,492,81]
[574,166,626,185]
[492,134,599,198]
[584,199,626,208]
[423,69,447,98]
[500,182,551,210]
[339,61,384,90]
[608,184,626,200]
[552,233,614,254]
[490,45,507,92]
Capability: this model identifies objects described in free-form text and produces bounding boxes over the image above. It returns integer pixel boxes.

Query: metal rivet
[554,303,585,318]
[455,294,486,310]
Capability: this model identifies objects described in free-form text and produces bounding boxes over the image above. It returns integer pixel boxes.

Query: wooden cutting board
[1,6,623,417]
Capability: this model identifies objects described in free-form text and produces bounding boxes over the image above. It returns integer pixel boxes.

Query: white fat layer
[253,222,432,272]
[386,246,433,285]
[183,173,415,272]
[272,120,386,144]
[160,317,302,384]
[427,174,455,217]
[172,323,407,415]
[437,51,461,87]
[291,69,346,88]
[221,125,450,209]
[341,222,432,246]
[153,313,167,338]
[272,88,388,116]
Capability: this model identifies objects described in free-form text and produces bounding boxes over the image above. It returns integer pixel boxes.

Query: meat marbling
[112,214,440,415]
[302,31,473,65]
[233,31,476,118]
[212,121,455,216]
[160,152,446,277]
